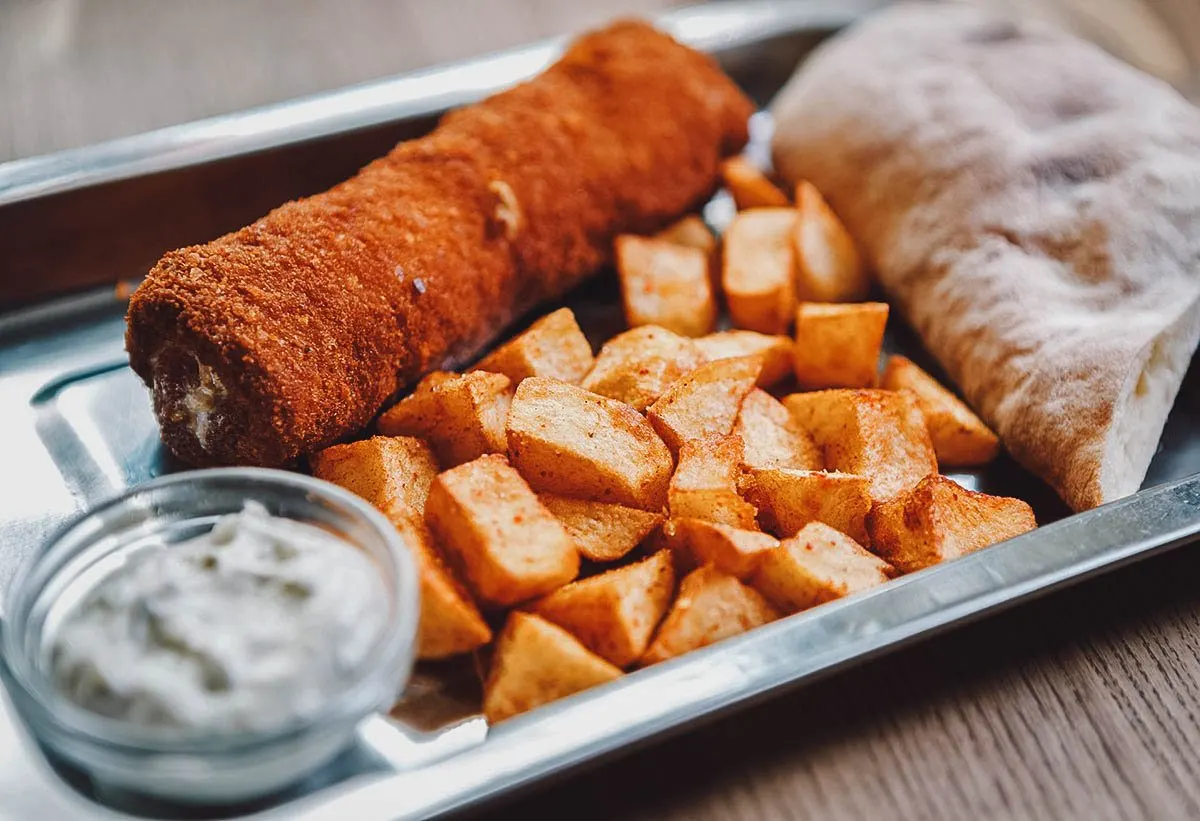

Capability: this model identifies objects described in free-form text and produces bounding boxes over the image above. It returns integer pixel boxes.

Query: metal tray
[2,2,1199,819]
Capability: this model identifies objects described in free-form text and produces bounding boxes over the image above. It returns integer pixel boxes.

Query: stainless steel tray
[2,2,1199,819]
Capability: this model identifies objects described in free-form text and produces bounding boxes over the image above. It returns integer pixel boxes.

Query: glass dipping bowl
[1,468,419,805]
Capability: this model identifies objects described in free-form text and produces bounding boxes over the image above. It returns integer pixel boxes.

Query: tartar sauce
[50,502,389,732]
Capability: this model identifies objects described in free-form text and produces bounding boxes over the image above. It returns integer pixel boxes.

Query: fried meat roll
[126,21,753,466]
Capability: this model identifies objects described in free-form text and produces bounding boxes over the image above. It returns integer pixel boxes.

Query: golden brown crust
[865,475,1036,573]
[126,20,753,467]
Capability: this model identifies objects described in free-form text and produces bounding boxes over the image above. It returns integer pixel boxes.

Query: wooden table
[3,2,1200,819]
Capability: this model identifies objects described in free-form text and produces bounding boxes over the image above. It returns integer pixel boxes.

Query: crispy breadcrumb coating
[126,20,753,466]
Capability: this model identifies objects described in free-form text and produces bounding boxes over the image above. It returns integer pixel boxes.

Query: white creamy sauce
[50,502,389,732]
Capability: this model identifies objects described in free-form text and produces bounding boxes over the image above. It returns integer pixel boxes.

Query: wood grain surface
[3,1,1200,820]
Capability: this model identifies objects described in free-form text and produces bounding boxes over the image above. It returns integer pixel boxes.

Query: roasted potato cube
[538,494,665,563]
[473,307,594,385]
[507,377,673,510]
[642,565,780,665]
[647,356,761,455]
[694,330,793,388]
[791,181,869,303]
[740,467,872,544]
[426,373,511,462]
[867,475,1037,573]
[394,516,493,659]
[669,435,758,529]
[377,382,441,435]
[425,454,578,607]
[483,612,623,724]
[722,208,798,334]
[670,518,779,580]
[792,301,888,390]
[734,389,822,472]
[378,371,512,467]
[656,216,718,292]
[645,519,692,569]
[581,326,706,411]
[310,435,439,521]
[785,389,937,503]
[655,215,716,256]
[881,356,1000,467]
[751,521,892,613]
[616,236,717,338]
[533,550,676,667]
[413,370,456,394]
[720,156,789,210]
[314,439,490,659]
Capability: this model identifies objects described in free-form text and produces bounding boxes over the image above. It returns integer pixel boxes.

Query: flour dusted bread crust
[771,2,1200,511]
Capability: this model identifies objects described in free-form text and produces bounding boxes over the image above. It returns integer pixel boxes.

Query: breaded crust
[126,20,753,466]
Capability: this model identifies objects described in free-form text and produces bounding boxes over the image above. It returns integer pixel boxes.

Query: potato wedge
[533,550,675,667]
[694,330,793,388]
[581,325,706,411]
[669,435,758,529]
[867,475,1036,573]
[425,454,578,607]
[720,156,789,210]
[647,356,762,455]
[482,612,623,724]
[722,208,798,334]
[881,355,1000,467]
[310,435,439,521]
[792,302,889,389]
[734,389,822,472]
[785,389,936,503]
[641,565,780,665]
[394,516,494,659]
[655,215,716,256]
[473,307,594,385]
[538,494,665,563]
[740,467,872,544]
[670,518,779,580]
[314,439,490,659]
[507,377,673,510]
[791,181,869,303]
[751,521,892,613]
[412,370,456,394]
[645,518,692,569]
[378,371,512,467]
[377,380,441,435]
[616,236,717,338]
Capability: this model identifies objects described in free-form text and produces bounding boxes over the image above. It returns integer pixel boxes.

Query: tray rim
[1,2,1199,820]
[0,0,882,209]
